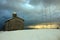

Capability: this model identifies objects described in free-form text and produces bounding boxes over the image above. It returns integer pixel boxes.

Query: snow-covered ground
[0,29,60,40]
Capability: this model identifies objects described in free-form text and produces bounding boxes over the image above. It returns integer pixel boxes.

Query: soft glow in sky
[28,23,58,29]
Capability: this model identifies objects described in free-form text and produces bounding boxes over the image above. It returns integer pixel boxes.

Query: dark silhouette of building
[3,12,24,31]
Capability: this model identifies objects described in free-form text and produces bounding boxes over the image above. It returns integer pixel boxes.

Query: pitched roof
[5,17,24,23]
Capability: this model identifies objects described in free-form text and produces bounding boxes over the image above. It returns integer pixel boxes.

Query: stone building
[3,12,24,31]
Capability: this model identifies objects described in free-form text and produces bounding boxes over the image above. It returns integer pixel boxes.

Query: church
[3,12,24,31]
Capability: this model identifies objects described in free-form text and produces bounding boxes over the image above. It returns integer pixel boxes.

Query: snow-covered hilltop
[0,29,60,40]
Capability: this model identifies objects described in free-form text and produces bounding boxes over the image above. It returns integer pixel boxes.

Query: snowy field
[0,29,60,40]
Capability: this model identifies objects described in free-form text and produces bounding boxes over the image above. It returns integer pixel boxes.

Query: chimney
[12,12,17,18]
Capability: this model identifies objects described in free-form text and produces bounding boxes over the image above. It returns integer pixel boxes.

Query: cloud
[0,0,60,28]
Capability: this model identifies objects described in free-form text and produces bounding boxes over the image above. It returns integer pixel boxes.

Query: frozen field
[0,29,60,40]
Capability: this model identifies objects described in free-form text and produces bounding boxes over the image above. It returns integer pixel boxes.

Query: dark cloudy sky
[0,0,60,29]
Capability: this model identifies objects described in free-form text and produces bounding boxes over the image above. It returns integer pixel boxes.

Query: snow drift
[0,29,60,40]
